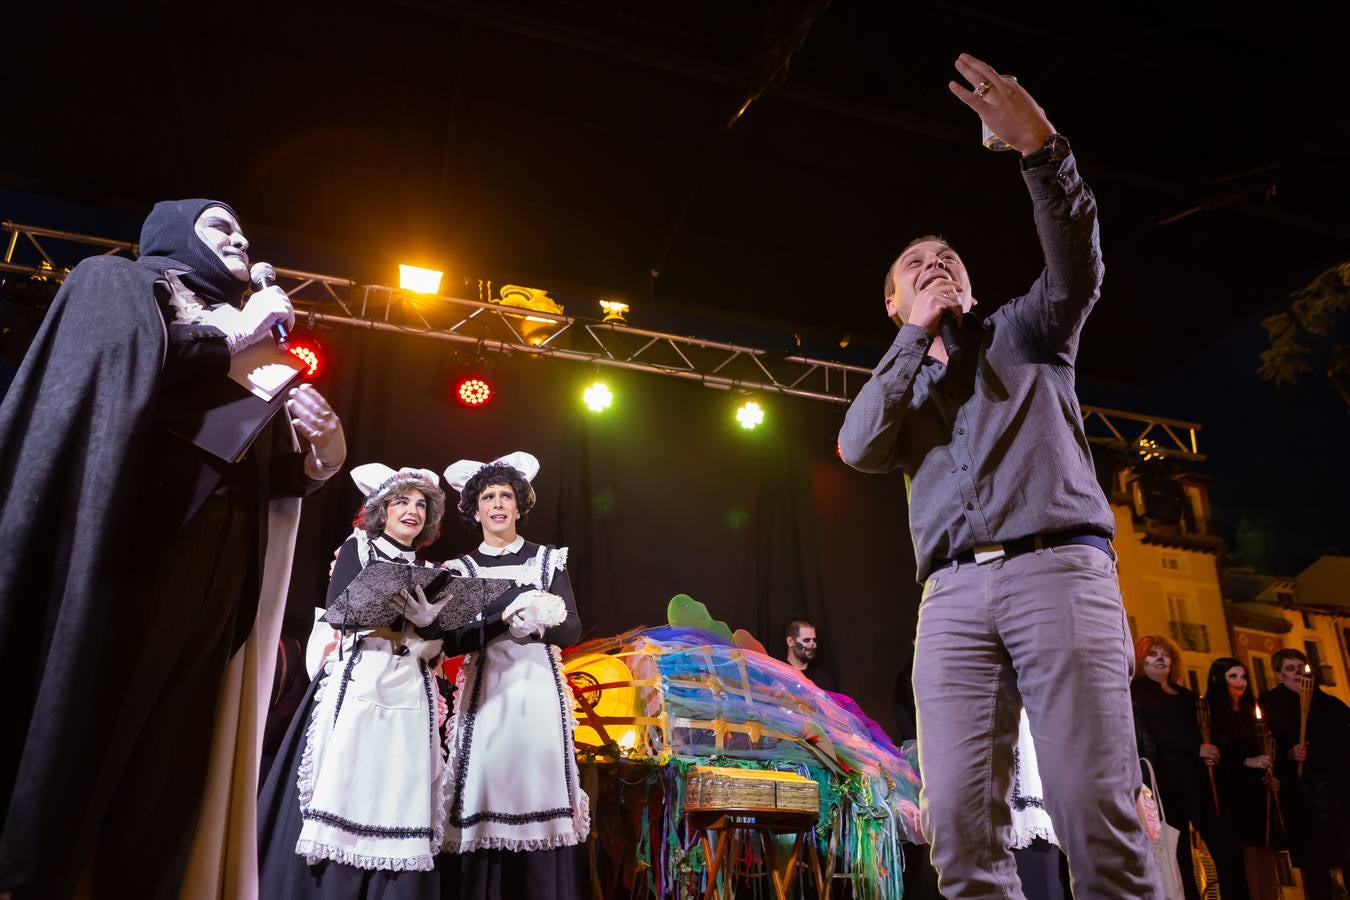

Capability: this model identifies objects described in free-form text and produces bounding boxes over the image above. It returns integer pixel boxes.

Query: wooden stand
[686,807,826,900]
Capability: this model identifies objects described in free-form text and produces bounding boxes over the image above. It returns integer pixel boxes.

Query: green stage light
[583,381,613,412]
[736,400,765,430]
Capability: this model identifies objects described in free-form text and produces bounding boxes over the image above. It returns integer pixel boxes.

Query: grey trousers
[912,543,1161,899]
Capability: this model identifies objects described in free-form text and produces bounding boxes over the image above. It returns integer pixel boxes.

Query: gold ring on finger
[975,80,992,98]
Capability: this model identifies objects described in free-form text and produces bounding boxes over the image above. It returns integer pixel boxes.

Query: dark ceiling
[6,0,1348,386]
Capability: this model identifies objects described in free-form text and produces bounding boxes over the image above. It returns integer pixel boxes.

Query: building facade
[1098,440,1349,704]
[1224,556,1350,705]
[1106,458,1232,689]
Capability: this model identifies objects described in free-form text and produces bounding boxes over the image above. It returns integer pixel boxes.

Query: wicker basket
[684,766,820,814]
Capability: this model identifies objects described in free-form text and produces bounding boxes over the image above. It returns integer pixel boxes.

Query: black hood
[138,198,248,306]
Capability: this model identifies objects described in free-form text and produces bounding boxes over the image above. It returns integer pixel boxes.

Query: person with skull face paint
[1258,649,1350,900]
[783,617,836,692]
[0,199,346,899]
[1132,635,1245,900]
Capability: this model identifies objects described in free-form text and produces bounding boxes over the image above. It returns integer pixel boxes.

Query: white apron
[294,533,449,870]
[442,543,589,853]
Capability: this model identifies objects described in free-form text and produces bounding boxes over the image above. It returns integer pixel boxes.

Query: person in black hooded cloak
[0,199,347,899]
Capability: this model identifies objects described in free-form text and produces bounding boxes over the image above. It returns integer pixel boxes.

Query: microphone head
[249,261,276,289]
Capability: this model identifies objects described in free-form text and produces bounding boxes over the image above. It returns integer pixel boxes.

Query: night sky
[4,0,1347,573]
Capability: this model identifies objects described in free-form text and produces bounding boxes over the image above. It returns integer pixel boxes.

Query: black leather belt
[934,531,1111,571]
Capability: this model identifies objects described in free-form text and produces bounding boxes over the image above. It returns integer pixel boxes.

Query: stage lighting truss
[1,219,1206,462]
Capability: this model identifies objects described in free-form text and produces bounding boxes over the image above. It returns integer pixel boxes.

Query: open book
[325,561,519,631]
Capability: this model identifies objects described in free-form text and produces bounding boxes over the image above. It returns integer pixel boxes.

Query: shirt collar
[372,534,417,561]
[478,535,526,556]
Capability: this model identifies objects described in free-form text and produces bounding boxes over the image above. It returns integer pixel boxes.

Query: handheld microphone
[939,312,961,359]
[249,261,289,348]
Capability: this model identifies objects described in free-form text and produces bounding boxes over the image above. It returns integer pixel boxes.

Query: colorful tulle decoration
[562,595,921,898]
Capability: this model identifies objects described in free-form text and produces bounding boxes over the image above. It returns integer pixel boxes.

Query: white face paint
[1144,646,1173,684]
[193,205,250,281]
[1278,658,1306,692]
[787,626,817,664]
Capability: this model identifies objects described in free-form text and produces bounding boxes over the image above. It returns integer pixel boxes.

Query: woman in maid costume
[257,463,458,898]
[1008,709,1072,900]
[440,452,588,899]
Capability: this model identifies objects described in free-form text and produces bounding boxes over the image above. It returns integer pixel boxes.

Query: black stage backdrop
[284,324,919,734]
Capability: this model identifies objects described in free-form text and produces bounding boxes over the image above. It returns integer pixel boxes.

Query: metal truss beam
[1,219,1205,460]
[1080,406,1204,462]
[295,281,872,404]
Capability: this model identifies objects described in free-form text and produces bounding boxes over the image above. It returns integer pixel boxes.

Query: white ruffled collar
[477,535,526,556]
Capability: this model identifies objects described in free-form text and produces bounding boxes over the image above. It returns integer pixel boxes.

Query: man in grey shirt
[839,54,1159,898]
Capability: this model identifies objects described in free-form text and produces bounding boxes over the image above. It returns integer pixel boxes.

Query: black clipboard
[157,370,300,463]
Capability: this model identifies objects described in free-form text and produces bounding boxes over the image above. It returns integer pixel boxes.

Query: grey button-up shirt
[838,153,1114,582]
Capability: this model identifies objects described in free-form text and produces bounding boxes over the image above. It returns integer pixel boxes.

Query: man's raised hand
[948,53,1055,156]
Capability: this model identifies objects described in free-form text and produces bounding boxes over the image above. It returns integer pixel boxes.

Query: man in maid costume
[0,200,346,899]
[441,451,588,899]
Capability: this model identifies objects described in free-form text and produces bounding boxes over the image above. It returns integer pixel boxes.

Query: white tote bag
[1140,758,1186,900]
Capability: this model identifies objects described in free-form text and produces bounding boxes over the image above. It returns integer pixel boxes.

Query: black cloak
[0,255,166,892]
[0,199,325,897]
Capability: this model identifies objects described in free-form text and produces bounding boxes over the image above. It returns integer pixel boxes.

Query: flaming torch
[1196,695,1220,813]
[1254,704,1286,846]
[1298,663,1314,778]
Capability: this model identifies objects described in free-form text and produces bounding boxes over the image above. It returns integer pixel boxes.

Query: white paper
[228,340,305,402]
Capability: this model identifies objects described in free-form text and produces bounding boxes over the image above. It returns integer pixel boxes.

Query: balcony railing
[1169,621,1210,653]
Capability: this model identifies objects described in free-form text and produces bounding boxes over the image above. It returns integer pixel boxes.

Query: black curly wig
[457,461,536,529]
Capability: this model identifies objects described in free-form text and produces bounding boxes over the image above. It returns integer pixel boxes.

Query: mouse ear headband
[443,451,540,494]
[350,463,441,498]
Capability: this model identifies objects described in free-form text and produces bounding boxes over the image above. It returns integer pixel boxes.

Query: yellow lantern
[563,653,641,752]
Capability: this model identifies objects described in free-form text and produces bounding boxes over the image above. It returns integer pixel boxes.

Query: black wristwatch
[1020,132,1070,170]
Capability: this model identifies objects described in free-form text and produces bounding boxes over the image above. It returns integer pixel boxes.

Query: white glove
[399,584,449,629]
[205,285,295,355]
[288,384,347,479]
[503,590,566,639]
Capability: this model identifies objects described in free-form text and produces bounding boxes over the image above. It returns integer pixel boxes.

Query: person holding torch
[1258,648,1350,900]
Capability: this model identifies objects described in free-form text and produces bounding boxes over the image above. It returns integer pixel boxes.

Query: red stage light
[289,343,321,378]
[456,377,492,407]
